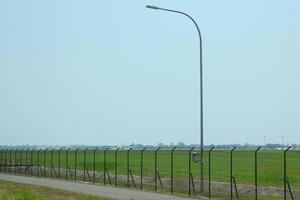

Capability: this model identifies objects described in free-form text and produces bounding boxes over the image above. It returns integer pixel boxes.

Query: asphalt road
[0,174,201,200]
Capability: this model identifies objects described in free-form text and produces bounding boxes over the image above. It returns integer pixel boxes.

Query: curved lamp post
[146,5,204,192]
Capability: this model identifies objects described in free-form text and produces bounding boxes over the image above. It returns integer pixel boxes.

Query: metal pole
[1,150,3,172]
[93,148,97,183]
[15,149,17,174]
[4,149,7,173]
[4,149,6,173]
[209,146,215,198]
[19,149,22,174]
[9,149,12,173]
[146,5,204,191]
[171,146,177,193]
[18,149,22,174]
[66,148,70,180]
[58,147,62,179]
[3,149,5,172]
[51,148,54,178]
[30,149,34,175]
[37,149,40,176]
[84,148,88,182]
[115,147,120,186]
[230,147,237,200]
[2,149,4,172]
[1,150,4,172]
[140,147,146,190]
[25,149,28,175]
[8,149,11,173]
[154,147,160,192]
[284,146,292,200]
[255,147,262,200]
[44,148,47,177]
[0,150,2,172]
[104,148,109,185]
[2,149,4,173]
[127,148,132,187]
[74,148,79,181]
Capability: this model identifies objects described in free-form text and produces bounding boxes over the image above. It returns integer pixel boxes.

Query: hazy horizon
[0,141,296,149]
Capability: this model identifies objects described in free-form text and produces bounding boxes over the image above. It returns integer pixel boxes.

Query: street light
[146,5,204,192]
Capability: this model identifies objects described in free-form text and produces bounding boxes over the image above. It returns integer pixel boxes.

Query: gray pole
[146,5,204,192]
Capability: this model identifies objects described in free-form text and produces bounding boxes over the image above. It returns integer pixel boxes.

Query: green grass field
[1,149,300,190]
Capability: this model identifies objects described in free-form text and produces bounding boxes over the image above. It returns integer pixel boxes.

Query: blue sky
[0,1,300,146]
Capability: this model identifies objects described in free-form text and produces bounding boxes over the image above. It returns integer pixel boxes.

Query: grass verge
[0,180,111,200]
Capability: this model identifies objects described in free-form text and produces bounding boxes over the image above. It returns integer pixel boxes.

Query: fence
[0,146,298,199]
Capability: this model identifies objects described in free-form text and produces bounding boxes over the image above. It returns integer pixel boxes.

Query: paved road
[0,174,202,200]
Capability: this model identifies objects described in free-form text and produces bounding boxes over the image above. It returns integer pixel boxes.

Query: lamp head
[146,5,160,10]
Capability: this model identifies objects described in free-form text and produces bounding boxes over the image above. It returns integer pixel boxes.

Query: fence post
[140,147,146,190]
[19,149,22,174]
[93,148,97,183]
[51,148,54,178]
[15,149,19,174]
[58,147,62,179]
[17,149,19,174]
[13,149,16,174]
[255,146,262,200]
[2,150,4,172]
[188,147,196,197]
[36,149,40,176]
[0,150,2,172]
[11,149,13,173]
[154,147,160,192]
[209,146,215,199]
[9,149,12,173]
[83,148,87,182]
[74,148,79,181]
[4,149,7,173]
[2,149,4,172]
[171,146,177,193]
[230,146,237,200]
[16,149,18,174]
[5,149,7,174]
[104,148,109,185]
[39,149,42,176]
[1,149,3,172]
[43,148,47,177]
[3,149,6,173]
[114,147,120,186]
[127,148,132,187]
[3,149,5,172]
[25,149,28,175]
[28,149,31,175]
[284,146,292,200]
[1,150,4,172]
[66,148,70,180]
[25,149,27,170]
[6,149,9,174]
[14,149,17,174]
[7,149,9,173]
[30,149,34,175]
